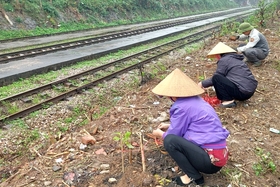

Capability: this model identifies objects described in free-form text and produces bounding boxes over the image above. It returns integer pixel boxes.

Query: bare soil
[1,20,280,187]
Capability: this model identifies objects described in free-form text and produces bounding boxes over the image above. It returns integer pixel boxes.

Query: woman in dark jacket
[198,42,258,108]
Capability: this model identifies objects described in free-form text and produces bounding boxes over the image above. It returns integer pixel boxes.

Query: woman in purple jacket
[152,68,230,186]
[198,42,258,108]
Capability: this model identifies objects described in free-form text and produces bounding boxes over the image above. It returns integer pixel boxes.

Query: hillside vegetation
[0,0,239,39]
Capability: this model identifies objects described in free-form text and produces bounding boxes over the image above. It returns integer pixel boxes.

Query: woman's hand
[158,123,170,130]
[198,82,204,89]
[152,128,164,138]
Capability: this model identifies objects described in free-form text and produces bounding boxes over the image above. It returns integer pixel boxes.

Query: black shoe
[253,61,262,67]
[219,101,237,108]
[171,176,193,186]
[194,176,204,185]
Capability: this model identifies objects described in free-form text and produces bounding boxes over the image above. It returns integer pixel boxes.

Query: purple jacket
[202,53,258,94]
[163,96,229,149]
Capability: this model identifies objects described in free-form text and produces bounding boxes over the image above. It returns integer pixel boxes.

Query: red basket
[202,94,221,107]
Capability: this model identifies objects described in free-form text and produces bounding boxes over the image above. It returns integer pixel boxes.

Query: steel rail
[0,13,250,126]
[0,7,250,43]
[0,8,252,64]
[0,25,224,126]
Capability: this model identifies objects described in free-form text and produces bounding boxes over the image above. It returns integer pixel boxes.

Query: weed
[252,147,277,176]
[92,106,108,119]
[32,96,41,104]
[221,167,243,186]
[42,102,53,109]
[64,117,73,124]
[58,126,68,132]
[29,111,40,118]
[185,42,203,54]
[13,119,27,128]
[15,17,23,23]
[73,107,81,114]
[198,75,205,81]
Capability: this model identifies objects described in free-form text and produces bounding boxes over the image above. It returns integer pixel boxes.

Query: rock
[100,170,110,174]
[95,148,107,155]
[108,178,117,183]
[81,135,96,145]
[100,164,110,170]
[79,143,87,150]
[44,181,52,186]
[52,165,61,172]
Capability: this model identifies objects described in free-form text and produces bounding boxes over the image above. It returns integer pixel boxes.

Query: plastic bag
[202,94,221,107]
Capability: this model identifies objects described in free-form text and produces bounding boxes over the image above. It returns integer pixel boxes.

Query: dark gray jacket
[202,53,258,94]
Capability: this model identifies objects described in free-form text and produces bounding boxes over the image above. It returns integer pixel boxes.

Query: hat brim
[152,68,205,97]
[207,42,236,58]
[238,25,254,33]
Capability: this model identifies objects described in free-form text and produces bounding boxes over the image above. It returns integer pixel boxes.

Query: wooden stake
[139,130,146,172]
[129,127,132,164]
[204,71,209,96]
[121,137,125,173]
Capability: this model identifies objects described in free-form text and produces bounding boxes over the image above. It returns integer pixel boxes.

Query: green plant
[42,102,53,109]
[254,0,276,27]
[15,17,23,23]
[252,147,277,176]
[220,167,244,186]
[29,111,40,118]
[58,126,68,132]
[12,119,27,128]
[17,129,41,146]
[198,75,205,81]
[90,106,108,119]
[113,131,134,172]
[64,117,73,124]
[3,3,14,12]
[185,42,203,54]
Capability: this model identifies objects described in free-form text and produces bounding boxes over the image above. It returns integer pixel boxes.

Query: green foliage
[52,0,70,9]
[252,147,277,176]
[1,101,19,115]
[42,2,59,17]
[64,117,73,124]
[58,125,68,132]
[3,3,14,12]
[15,17,23,23]
[198,75,205,81]
[113,131,134,149]
[12,119,27,128]
[0,0,238,40]
[220,21,240,36]
[17,129,41,146]
[22,1,41,15]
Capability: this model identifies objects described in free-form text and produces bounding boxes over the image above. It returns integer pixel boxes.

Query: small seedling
[113,131,134,172]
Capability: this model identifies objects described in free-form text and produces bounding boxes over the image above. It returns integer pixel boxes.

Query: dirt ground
[1,19,280,187]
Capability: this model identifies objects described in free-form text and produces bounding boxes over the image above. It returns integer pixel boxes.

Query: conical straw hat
[152,68,205,97]
[207,42,236,58]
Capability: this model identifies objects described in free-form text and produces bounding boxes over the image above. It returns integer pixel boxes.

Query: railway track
[0,10,248,126]
[0,25,221,126]
[0,8,253,64]
[0,8,254,126]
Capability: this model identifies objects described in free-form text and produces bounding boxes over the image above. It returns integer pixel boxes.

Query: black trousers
[164,134,221,180]
[212,74,253,101]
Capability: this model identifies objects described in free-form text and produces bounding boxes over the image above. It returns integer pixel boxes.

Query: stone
[81,135,96,145]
